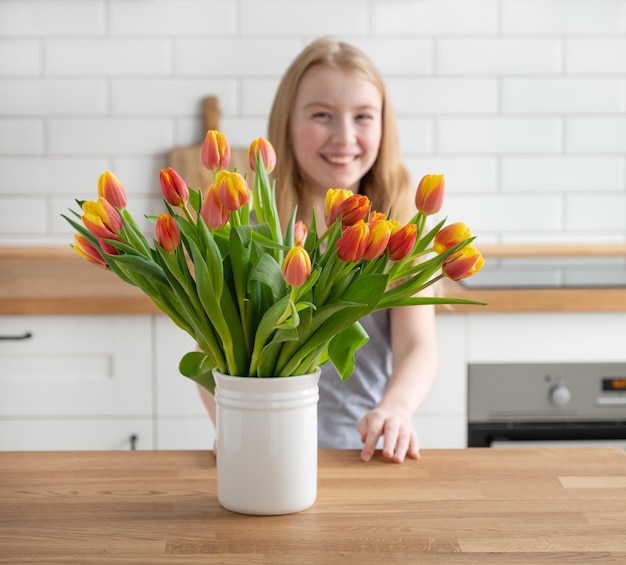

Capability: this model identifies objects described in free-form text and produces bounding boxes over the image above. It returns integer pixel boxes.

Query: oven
[468,363,626,448]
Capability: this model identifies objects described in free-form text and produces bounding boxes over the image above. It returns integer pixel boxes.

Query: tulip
[215,170,250,211]
[387,224,417,261]
[72,234,108,268]
[363,218,393,260]
[324,188,353,226]
[200,183,230,230]
[155,213,181,252]
[335,220,369,263]
[159,167,189,207]
[97,171,127,210]
[282,246,312,287]
[248,137,276,173]
[415,174,444,216]
[335,194,370,227]
[201,129,231,171]
[434,222,473,254]
[82,197,123,240]
[294,220,307,247]
[443,245,484,281]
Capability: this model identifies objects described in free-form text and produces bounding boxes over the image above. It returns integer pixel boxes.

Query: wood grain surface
[1,448,625,564]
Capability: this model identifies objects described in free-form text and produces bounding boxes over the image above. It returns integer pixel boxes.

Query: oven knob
[549,384,571,407]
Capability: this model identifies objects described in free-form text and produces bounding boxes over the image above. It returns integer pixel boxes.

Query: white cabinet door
[0,315,153,450]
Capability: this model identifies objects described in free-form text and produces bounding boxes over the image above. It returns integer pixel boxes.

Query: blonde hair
[268,36,414,226]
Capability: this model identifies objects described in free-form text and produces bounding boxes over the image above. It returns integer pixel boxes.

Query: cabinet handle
[0,331,33,341]
[129,434,138,450]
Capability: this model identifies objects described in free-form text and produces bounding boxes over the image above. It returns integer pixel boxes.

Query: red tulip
[363,218,393,260]
[443,245,484,281]
[202,129,231,171]
[282,246,312,287]
[97,171,127,210]
[248,137,276,173]
[335,194,370,227]
[81,197,123,240]
[415,174,445,216]
[159,167,189,207]
[155,213,181,252]
[72,234,108,268]
[434,222,473,254]
[387,224,417,261]
[324,188,353,226]
[200,183,230,230]
[335,220,369,262]
[293,220,307,247]
[215,170,250,211]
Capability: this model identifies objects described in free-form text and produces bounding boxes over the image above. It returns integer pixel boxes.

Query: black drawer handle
[0,331,33,341]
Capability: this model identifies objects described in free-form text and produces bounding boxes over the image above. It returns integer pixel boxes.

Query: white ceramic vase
[213,369,320,515]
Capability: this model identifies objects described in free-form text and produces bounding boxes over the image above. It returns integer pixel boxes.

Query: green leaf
[328,322,369,381]
[107,253,171,288]
[248,253,285,300]
[179,351,216,394]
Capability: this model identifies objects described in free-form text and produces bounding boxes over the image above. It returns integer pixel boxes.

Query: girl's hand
[357,408,420,463]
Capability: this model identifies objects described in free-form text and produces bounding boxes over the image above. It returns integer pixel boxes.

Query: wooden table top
[1,448,625,563]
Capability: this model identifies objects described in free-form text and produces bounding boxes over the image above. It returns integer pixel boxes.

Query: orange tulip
[434,222,473,254]
[443,245,484,281]
[335,220,369,262]
[72,234,108,268]
[201,129,231,171]
[324,188,353,226]
[363,218,393,260]
[248,137,276,173]
[82,197,123,240]
[387,224,417,261]
[335,194,370,227]
[282,246,312,287]
[97,171,127,210]
[200,183,230,230]
[159,167,189,207]
[215,170,250,211]
[415,174,444,216]
[155,213,181,252]
[294,220,307,247]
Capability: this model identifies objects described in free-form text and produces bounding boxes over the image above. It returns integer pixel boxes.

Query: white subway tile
[0,197,47,234]
[0,119,43,154]
[110,0,236,35]
[0,40,40,75]
[397,118,434,154]
[501,157,625,192]
[566,38,626,74]
[47,119,173,155]
[111,79,237,116]
[372,0,498,35]
[405,156,498,192]
[388,78,497,114]
[0,157,108,194]
[345,38,432,75]
[218,116,271,147]
[45,39,170,76]
[502,78,625,114]
[437,38,562,75]
[567,118,626,152]
[241,79,280,116]
[444,195,562,232]
[438,118,562,153]
[502,0,624,34]
[175,39,301,76]
[109,157,169,196]
[0,79,106,115]
[241,1,367,35]
[566,196,626,230]
[0,0,104,35]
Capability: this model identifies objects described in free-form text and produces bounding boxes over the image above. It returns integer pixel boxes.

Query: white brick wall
[0,0,625,245]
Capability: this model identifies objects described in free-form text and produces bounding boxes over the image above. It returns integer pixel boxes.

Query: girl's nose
[332,117,355,144]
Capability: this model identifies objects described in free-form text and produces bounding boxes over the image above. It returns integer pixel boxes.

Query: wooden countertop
[1,448,625,562]
[2,244,626,315]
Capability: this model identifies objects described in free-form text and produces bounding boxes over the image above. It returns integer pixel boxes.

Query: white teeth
[326,156,354,164]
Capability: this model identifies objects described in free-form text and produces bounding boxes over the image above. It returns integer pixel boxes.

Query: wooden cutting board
[167,96,251,191]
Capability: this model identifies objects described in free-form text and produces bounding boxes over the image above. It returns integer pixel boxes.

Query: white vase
[213,369,320,515]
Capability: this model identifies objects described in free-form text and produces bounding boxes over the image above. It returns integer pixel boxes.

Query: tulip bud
[159,167,189,207]
[201,129,231,171]
[82,197,123,240]
[155,213,181,252]
[215,170,250,211]
[293,220,307,247]
[282,246,312,287]
[324,188,353,227]
[97,171,127,210]
[415,174,445,216]
[248,137,277,173]
[335,194,370,227]
[363,218,393,260]
[443,245,484,281]
[200,183,230,230]
[387,224,417,261]
[335,220,369,263]
[72,234,108,268]
[434,222,473,255]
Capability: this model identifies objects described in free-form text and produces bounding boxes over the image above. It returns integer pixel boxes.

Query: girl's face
[289,65,383,204]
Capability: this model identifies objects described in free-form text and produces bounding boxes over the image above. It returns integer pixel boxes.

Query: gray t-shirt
[317,309,392,448]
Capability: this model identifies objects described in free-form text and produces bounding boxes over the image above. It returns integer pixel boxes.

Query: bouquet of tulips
[64,131,484,393]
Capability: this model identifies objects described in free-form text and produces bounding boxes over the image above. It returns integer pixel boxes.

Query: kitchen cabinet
[0,315,153,450]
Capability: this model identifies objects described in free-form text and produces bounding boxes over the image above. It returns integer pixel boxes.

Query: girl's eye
[356,113,374,121]
[312,112,331,120]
